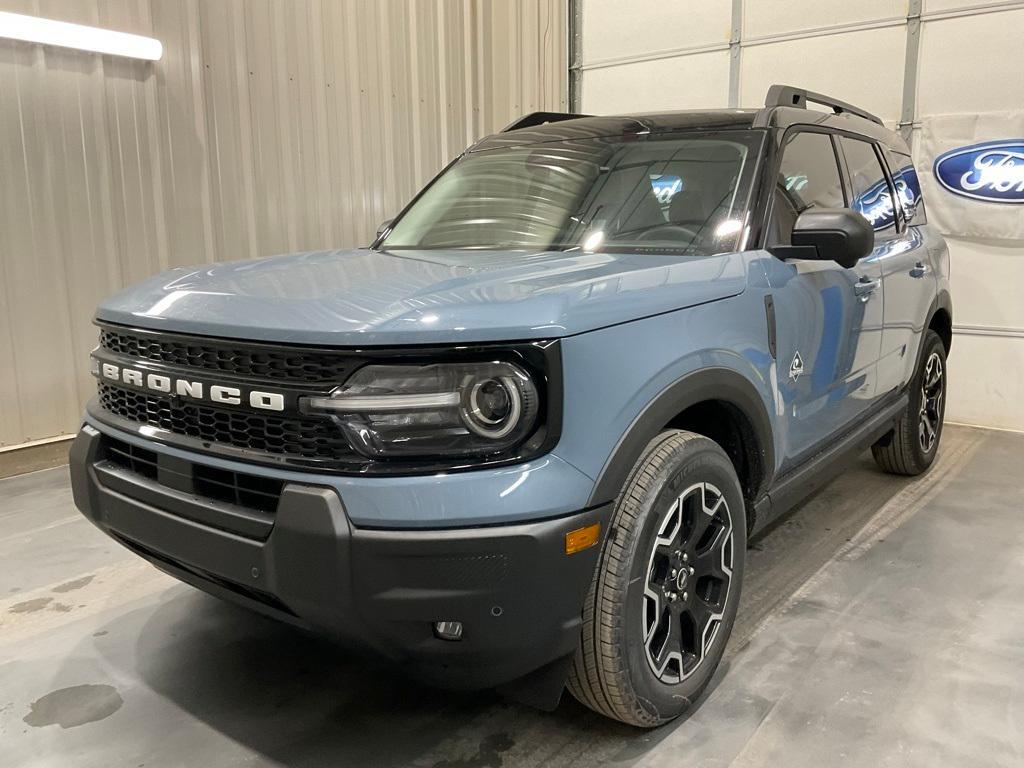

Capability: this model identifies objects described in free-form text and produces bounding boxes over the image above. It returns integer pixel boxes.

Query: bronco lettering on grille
[94,360,285,412]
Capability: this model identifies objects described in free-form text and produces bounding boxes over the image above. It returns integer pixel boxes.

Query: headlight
[302,361,541,459]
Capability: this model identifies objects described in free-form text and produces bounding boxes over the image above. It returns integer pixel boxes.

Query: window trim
[877,145,908,233]
[759,124,922,252]
[837,135,902,240]
[882,147,928,229]
[762,125,849,250]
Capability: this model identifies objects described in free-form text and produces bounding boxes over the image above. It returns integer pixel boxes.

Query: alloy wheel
[919,351,944,454]
[642,482,735,684]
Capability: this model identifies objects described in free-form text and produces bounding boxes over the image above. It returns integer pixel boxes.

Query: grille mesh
[98,383,354,462]
[99,327,359,383]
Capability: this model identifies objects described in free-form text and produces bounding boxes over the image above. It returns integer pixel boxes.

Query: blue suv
[70,85,952,726]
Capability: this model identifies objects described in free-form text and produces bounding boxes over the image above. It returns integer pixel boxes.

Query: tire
[872,329,947,476]
[568,430,746,727]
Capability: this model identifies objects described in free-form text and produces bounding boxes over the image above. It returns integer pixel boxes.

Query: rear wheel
[568,430,746,727]
[872,329,947,475]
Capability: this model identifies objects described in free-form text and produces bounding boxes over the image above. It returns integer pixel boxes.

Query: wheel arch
[927,290,953,353]
[586,368,775,524]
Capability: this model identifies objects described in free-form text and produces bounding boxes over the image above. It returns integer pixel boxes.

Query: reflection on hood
[96,248,749,345]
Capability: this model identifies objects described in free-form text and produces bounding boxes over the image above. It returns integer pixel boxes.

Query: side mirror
[771,208,874,269]
[376,218,394,239]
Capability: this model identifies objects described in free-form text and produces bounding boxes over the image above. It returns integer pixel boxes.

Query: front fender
[585,366,775,507]
[551,294,778,514]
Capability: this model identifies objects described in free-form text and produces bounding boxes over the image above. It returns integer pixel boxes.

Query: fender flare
[926,289,954,350]
[586,367,775,509]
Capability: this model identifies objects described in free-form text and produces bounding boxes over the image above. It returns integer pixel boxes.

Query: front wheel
[568,430,746,727]
[872,329,947,476]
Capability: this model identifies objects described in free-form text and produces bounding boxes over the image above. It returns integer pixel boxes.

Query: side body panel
[747,119,893,471]
[874,226,936,393]
[758,254,883,471]
[838,137,936,398]
[558,272,779,503]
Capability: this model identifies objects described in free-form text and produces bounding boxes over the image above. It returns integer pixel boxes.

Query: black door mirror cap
[770,208,874,269]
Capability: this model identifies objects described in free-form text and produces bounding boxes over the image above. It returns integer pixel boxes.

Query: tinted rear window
[887,150,927,227]
[842,137,898,237]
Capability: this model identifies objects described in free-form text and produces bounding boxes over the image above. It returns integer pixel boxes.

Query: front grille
[92,325,557,473]
[98,382,355,463]
[104,436,284,514]
[95,324,362,467]
[99,327,360,383]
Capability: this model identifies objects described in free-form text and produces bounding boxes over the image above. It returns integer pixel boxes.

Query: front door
[763,130,884,471]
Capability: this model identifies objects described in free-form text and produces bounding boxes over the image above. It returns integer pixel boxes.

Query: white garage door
[579,0,1024,432]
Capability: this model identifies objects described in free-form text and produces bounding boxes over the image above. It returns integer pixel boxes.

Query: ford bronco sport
[70,85,952,727]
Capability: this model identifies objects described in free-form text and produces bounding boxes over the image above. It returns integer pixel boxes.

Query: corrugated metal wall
[0,0,568,451]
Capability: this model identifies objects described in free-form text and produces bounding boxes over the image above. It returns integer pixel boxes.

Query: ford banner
[933,140,1024,204]
[919,112,1024,240]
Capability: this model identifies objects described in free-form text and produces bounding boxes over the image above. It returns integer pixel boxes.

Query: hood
[96,248,748,345]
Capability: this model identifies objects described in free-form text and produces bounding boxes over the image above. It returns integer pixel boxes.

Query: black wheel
[872,329,947,476]
[568,430,746,727]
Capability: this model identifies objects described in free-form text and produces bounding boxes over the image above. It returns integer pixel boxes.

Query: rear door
[874,145,935,393]
[763,129,885,470]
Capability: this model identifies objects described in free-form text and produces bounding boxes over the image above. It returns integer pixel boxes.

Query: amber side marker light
[565,523,601,555]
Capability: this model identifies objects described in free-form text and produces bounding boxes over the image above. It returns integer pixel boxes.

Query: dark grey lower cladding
[69,424,611,701]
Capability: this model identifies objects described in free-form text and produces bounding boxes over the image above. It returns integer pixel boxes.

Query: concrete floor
[1,424,1022,767]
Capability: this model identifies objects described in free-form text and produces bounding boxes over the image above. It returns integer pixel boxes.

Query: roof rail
[764,84,882,126]
[500,111,589,132]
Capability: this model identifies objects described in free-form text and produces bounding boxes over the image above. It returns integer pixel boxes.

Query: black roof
[471,110,760,152]
[471,86,907,154]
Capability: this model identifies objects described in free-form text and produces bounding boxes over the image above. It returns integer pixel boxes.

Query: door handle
[910,261,930,278]
[854,277,880,302]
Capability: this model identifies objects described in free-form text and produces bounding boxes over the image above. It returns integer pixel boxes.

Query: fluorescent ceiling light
[0,11,162,61]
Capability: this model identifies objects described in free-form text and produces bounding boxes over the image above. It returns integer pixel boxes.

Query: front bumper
[70,424,610,691]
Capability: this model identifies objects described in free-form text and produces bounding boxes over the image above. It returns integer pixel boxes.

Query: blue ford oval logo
[853,177,898,231]
[851,170,922,232]
[933,140,1024,203]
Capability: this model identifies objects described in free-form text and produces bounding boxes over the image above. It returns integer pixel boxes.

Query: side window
[771,131,845,245]
[842,137,898,238]
[884,149,927,227]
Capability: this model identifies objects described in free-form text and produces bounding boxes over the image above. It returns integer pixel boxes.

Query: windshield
[381,130,764,256]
